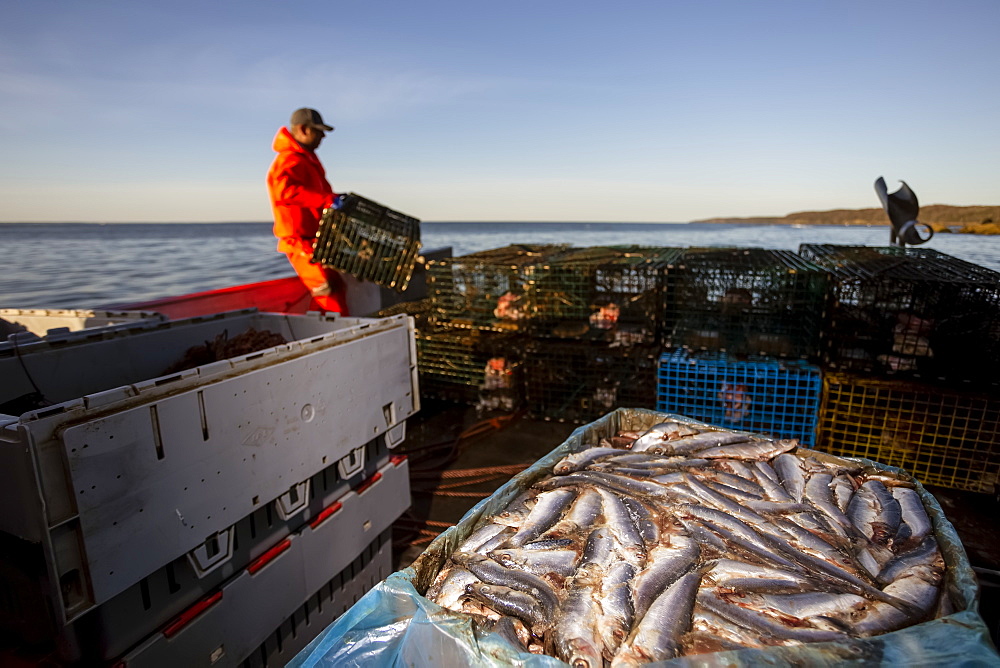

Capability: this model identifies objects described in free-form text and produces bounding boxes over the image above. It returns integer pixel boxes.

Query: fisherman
[266,107,349,314]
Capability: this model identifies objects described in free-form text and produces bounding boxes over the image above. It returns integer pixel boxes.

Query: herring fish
[611,571,700,666]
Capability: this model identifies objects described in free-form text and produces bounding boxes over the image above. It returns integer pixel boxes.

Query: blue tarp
[290,409,1000,667]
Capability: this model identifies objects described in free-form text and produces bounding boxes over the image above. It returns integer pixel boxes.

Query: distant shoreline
[694,204,1000,235]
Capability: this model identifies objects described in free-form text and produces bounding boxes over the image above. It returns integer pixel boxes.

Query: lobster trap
[656,349,822,446]
[311,193,421,290]
[531,246,683,345]
[372,298,433,329]
[662,247,828,359]
[416,326,524,412]
[523,339,659,423]
[798,244,1000,386]
[426,245,571,330]
[816,372,1000,494]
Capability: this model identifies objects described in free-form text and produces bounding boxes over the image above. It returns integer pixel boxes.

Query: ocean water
[2,221,1000,309]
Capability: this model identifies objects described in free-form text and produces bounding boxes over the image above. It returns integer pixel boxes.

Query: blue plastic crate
[656,349,821,445]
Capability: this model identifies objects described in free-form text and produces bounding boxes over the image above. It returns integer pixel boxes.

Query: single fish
[505,487,578,547]
[457,522,509,554]
[877,535,945,586]
[429,566,479,612]
[632,536,700,620]
[851,573,940,636]
[554,447,624,474]
[465,581,550,637]
[773,453,807,502]
[595,488,646,564]
[647,430,752,455]
[490,547,580,578]
[847,480,902,546]
[892,486,932,543]
[552,547,606,668]
[703,559,815,590]
[698,590,850,643]
[745,591,868,620]
[578,526,618,570]
[598,560,637,658]
[695,438,798,460]
[629,421,701,452]
[610,571,700,666]
[521,537,575,551]
[830,474,856,513]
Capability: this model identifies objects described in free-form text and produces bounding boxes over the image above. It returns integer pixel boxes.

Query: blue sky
[1,1,997,222]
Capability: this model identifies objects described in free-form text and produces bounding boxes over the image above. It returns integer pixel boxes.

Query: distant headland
[695,205,1000,235]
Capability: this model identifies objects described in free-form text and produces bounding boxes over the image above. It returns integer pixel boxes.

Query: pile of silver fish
[425,421,948,666]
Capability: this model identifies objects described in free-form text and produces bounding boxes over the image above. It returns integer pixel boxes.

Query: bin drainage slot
[384,421,406,449]
[150,405,164,460]
[337,445,367,480]
[198,390,209,440]
[276,480,311,520]
[187,527,234,578]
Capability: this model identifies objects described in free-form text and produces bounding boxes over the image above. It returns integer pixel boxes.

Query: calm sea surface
[2,221,1000,309]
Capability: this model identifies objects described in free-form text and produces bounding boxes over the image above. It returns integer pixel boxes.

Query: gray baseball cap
[290,108,334,132]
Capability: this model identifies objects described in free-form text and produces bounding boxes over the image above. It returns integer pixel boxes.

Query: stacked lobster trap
[653,247,829,445]
[799,244,1000,493]
[419,240,1000,492]
[529,246,683,345]
[416,327,523,412]
[798,244,1000,385]
[418,245,572,413]
[662,247,829,359]
[423,245,682,422]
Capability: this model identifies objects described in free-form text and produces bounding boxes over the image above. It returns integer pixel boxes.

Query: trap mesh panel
[799,244,1000,386]
[311,194,421,290]
[656,349,822,445]
[817,372,1000,493]
[416,326,524,406]
[662,248,828,359]
[524,339,659,423]
[426,245,571,330]
[533,246,684,344]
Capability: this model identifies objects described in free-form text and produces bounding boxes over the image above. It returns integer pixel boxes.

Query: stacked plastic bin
[800,244,1000,493]
[0,309,418,666]
[655,248,828,443]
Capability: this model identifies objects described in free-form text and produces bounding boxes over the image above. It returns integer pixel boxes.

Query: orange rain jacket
[266,127,336,256]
